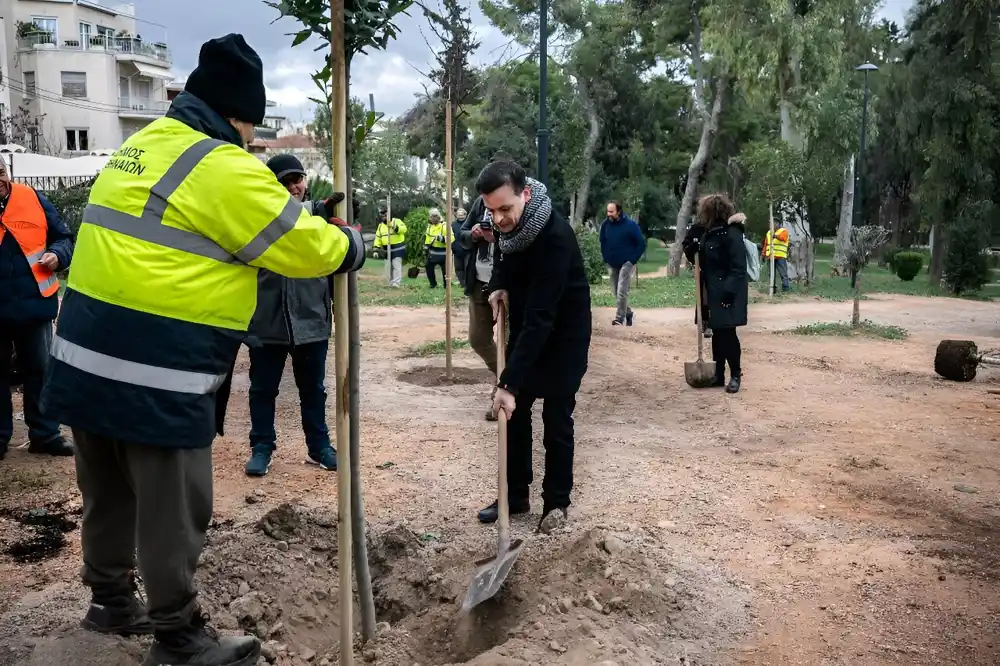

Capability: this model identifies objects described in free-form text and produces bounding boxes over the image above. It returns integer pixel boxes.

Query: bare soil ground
[0,293,998,666]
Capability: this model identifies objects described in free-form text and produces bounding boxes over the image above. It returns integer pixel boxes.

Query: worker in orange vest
[762,224,791,292]
[0,154,74,460]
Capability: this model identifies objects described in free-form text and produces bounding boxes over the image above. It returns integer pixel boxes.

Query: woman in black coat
[682,194,749,393]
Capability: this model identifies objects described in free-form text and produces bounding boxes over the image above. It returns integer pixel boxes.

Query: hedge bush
[881,246,903,274]
[576,227,605,285]
[893,252,924,281]
[402,207,430,267]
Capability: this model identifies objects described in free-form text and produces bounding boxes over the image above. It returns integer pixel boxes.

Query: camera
[481,214,493,232]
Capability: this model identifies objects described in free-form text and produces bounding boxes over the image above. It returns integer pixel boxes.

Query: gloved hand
[321,193,347,220]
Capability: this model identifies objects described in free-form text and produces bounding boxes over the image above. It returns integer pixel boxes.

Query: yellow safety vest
[765,229,789,259]
[425,221,448,261]
[43,114,364,448]
[374,219,407,258]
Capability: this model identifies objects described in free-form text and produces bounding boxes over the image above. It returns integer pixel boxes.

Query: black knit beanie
[185,34,266,125]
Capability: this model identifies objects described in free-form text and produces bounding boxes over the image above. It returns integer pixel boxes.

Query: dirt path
[0,295,998,665]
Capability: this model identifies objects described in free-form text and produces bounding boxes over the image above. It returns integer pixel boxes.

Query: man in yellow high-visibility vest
[373,204,407,287]
[41,34,364,666]
[762,224,791,291]
[424,207,448,287]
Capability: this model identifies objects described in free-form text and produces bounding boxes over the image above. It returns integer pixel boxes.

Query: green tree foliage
[402,206,430,266]
[575,228,606,285]
[44,180,95,236]
[943,205,992,295]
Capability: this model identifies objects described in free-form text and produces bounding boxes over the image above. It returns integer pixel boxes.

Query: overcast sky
[129,0,915,123]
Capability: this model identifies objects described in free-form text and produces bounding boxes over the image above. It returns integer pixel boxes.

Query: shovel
[462,300,525,611]
[684,254,717,388]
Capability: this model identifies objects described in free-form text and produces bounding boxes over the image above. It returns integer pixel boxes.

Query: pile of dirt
[397,367,495,387]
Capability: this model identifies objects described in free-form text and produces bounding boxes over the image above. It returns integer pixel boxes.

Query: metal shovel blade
[461,537,525,612]
[684,359,717,388]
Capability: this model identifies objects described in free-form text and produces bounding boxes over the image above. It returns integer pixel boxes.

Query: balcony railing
[119,97,170,116]
[18,33,170,63]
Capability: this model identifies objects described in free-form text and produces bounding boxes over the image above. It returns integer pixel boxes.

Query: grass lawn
[784,320,909,340]
[636,239,670,272]
[405,338,472,357]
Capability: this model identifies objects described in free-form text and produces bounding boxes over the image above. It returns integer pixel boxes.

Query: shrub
[576,228,605,285]
[44,179,94,236]
[943,207,992,295]
[881,245,903,273]
[402,207,429,267]
[893,252,924,281]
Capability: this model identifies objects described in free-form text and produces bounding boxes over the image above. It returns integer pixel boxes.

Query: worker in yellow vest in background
[373,204,407,287]
[762,224,791,292]
[423,207,448,288]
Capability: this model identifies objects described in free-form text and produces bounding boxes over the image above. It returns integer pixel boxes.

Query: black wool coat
[490,209,592,398]
[682,220,749,330]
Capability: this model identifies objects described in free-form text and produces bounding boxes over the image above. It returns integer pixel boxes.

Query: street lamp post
[852,62,878,227]
[537,0,549,185]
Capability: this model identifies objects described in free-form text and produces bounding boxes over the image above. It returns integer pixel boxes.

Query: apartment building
[2,0,172,154]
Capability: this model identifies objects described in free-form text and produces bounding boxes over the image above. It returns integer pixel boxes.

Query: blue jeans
[248,341,331,454]
[774,258,791,290]
[0,320,62,446]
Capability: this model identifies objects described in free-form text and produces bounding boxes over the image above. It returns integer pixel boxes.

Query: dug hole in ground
[0,294,998,665]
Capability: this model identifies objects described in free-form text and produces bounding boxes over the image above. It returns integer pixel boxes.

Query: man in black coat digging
[475,159,592,533]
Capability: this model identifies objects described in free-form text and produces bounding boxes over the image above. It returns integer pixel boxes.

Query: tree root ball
[407,266,421,279]
[934,340,979,382]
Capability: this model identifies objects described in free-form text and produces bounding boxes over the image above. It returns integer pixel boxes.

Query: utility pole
[537,0,549,184]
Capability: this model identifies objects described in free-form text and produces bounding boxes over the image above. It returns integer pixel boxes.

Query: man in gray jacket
[245,154,341,476]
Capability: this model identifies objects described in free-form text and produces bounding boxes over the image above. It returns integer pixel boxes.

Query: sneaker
[538,507,568,534]
[244,445,273,477]
[306,447,338,471]
[612,318,624,326]
[477,499,530,524]
[81,593,153,636]
[27,436,73,456]
[143,611,260,666]
[726,376,742,394]
[625,311,634,327]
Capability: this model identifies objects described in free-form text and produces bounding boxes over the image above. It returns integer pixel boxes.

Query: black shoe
[28,437,73,456]
[477,499,530,524]
[712,376,726,388]
[0,442,7,461]
[143,611,260,666]
[612,318,624,326]
[625,311,634,327]
[81,593,153,636]
[726,376,741,394]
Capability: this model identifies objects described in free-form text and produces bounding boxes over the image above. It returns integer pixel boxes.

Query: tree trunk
[929,223,945,284]
[571,81,600,230]
[832,156,854,276]
[851,269,861,328]
[777,99,813,284]
[668,76,728,276]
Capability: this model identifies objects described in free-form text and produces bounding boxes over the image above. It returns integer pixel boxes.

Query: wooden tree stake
[444,91,454,380]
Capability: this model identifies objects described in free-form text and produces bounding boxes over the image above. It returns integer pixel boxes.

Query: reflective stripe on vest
[0,183,60,297]
[51,334,227,395]
[766,230,789,259]
[82,138,302,265]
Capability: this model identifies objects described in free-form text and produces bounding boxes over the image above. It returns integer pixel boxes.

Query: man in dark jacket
[458,194,499,421]
[0,154,74,460]
[599,201,645,326]
[244,154,344,477]
[452,207,468,290]
[476,159,592,533]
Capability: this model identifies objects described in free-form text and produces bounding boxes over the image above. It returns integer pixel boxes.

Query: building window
[24,72,36,98]
[31,17,58,43]
[66,129,89,152]
[79,22,92,47]
[61,72,88,99]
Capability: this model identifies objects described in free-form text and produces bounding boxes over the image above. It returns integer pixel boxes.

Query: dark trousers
[507,394,576,510]
[711,327,742,378]
[0,320,61,446]
[468,282,498,375]
[73,429,212,631]
[249,341,331,454]
[774,258,791,291]
[426,257,446,288]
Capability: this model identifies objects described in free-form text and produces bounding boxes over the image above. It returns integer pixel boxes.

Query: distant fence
[12,176,94,191]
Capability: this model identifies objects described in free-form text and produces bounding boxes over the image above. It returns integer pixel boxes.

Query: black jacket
[490,209,591,397]
[458,196,489,295]
[682,220,749,330]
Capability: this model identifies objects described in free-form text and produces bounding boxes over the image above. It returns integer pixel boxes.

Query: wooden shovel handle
[496,300,511,549]
[694,254,705,362]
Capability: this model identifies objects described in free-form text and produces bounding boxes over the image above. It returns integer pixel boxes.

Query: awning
[133,62,172,79]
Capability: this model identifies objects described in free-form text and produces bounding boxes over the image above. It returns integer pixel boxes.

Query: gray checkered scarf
[497,178,552,254]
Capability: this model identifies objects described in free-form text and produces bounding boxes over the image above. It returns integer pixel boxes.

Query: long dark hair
[696,194,735,229]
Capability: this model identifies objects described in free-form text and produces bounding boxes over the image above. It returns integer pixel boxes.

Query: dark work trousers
[455,263,467,291]
[711,327,742,378]
[73,429,212,631]
[249,341,331,455]
[507,394,576,510]
[426,258,446,288]
[0,320,62,446]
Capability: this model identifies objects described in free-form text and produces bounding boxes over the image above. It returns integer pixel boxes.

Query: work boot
[28,436,73,456]
[477,499,530,524]
[143,611,260,666]
[244,444,273,477]
[306,446,337,471]
[726,375,741,394]
[0,441,7,461]
[537,507,568,535]
[612,318,624,326]
[81,580,153,636]
[625,311,634,327]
